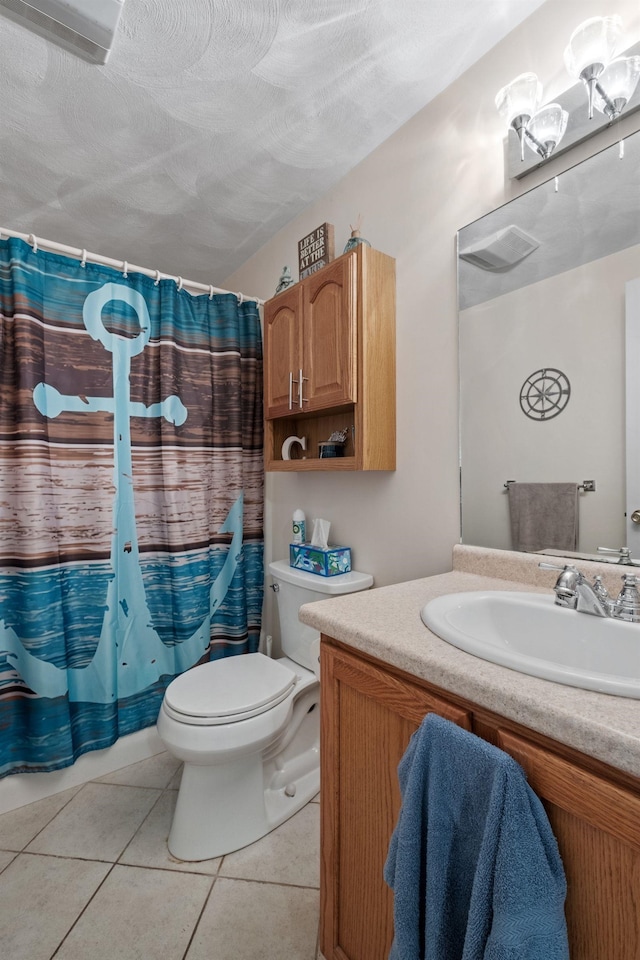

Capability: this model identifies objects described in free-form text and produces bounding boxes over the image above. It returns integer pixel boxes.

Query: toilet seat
[163,653,297,726]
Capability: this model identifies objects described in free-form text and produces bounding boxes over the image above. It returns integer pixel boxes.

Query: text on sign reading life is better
[298,223,334,280]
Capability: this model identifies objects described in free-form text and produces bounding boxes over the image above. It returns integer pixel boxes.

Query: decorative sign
[519,367,571,421]
[298,222,335,280]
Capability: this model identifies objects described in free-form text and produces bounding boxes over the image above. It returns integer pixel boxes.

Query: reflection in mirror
[458,128,640,561]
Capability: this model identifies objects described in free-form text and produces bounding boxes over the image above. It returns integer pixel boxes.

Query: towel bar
[503,480,595,492]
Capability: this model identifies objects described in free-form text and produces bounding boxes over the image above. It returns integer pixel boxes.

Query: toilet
[157,558,373,861]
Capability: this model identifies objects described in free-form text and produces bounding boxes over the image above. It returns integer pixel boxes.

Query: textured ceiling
[0,0,546,288]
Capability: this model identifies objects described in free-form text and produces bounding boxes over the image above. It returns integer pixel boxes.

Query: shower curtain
[0,237,264,778]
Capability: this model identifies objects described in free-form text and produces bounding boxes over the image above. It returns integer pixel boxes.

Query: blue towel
[384,714,569,960]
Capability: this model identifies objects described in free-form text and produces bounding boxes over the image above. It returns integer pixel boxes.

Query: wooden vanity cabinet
[320,640,640,960]
[263,245,395,471]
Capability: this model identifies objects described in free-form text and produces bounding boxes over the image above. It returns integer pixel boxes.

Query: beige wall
[223,0,640,645]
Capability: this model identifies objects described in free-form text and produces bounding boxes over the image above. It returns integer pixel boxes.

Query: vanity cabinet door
[494,728,640,960]
[319,642,472,960]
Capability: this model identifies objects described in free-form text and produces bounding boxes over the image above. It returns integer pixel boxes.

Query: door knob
[631,510,640,524]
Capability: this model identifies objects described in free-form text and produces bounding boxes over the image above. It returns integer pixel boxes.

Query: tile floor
[0,752,323,960]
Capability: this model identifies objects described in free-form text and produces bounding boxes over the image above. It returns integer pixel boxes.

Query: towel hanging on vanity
[384,714,569,960]
[507,482,578,553]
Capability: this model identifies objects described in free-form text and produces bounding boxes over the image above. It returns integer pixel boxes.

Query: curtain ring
[176,276,183,291]
[122,260,128,278]
[80,249,87,268]
[236,292,244,304]
[154,269,161,286]
[28,234,38,252]
[208,285,214,300]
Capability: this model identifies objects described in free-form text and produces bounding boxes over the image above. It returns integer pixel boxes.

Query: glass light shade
[592,55,640,117]
[495,72,542,126]
[525,103,569,159]
[564,16,623,78]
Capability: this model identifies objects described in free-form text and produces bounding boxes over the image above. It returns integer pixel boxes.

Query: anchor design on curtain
[1,236,264,776]
[2,283,243,702]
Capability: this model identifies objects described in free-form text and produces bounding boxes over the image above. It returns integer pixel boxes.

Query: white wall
[223,0,640,646]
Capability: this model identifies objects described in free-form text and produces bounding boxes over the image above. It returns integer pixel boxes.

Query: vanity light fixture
[564,16,640,121]
[495,74,568,161]
[497,15,640,171]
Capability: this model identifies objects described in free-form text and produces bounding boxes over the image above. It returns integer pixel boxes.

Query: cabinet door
[264,284,302,419]
[320,643,472,960]
[302,255,356,413]
[496,728,640,960]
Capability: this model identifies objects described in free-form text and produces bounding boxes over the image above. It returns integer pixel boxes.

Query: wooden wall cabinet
[263,245,395,471]
[320,640,640,960]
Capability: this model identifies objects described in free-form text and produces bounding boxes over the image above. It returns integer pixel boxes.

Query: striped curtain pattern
[0,237,264,777]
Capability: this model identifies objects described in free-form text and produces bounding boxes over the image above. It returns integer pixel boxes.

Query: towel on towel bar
[384,714,569,960]
[507,482,578,553]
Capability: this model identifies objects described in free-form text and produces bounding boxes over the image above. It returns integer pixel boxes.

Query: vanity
[300,545,640,960]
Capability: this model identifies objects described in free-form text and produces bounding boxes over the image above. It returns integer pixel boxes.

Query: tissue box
[289,543,352,577]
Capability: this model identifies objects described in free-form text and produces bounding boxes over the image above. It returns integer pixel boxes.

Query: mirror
[458,128,640,559]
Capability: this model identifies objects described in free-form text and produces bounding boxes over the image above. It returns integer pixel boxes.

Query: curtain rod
[0,228,265,306]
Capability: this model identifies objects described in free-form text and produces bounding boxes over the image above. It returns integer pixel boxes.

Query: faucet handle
[597,546,632,563]
[538,562,582,584]
[613,574,640,622]
[591,575,610,603]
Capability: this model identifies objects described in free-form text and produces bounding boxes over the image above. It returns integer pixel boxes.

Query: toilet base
[168,753,268,861]
[165,684,320,861]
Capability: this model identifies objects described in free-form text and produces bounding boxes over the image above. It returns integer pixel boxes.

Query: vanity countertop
[298,544,640,778]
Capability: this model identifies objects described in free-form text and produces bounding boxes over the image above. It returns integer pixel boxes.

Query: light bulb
[564,16,623,78]
[564,16,624,119]
[592,55,640,119]
[525,103,568,159]
[495,73,542,160]
[495,72,542,125]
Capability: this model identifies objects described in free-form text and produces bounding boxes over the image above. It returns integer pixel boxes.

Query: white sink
[421,591,640,698]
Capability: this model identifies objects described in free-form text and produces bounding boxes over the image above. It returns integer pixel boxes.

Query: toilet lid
[164,653,297,723]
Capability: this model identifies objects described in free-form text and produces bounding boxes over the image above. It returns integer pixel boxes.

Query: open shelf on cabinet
[266,408,358,472]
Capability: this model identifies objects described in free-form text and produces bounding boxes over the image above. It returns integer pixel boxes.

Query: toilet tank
[268,560,373,671]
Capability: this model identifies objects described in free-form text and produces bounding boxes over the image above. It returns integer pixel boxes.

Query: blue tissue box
[289,543,352,577]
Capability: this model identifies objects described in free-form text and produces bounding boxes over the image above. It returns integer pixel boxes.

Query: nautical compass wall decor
[519,368,571,421]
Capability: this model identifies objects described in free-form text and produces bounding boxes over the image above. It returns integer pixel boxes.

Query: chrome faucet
[539,563,611,617]
[539,562,640,622]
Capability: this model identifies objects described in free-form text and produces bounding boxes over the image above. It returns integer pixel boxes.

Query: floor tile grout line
[178,875,320,960]
[49,860,118,960]
[0,850,18,875]
[2,781,84,856]
[179,873,219,960]
[115,778,175,865]
[9,847,227,877]
[213,875,321,892]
